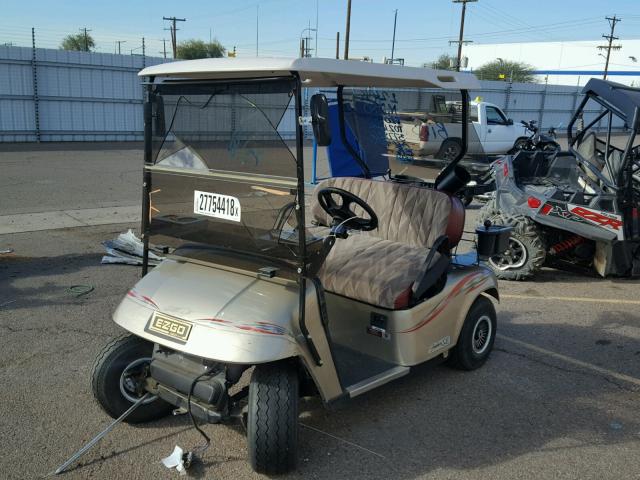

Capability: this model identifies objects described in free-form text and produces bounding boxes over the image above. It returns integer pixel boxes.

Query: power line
[163,16,185,59]
[449,0,477,71]
[597,15,622,80]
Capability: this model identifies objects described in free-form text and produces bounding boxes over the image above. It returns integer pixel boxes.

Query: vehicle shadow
[288,315,640,479]
[0,252,133,312]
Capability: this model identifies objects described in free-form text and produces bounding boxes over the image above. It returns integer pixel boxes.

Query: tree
[429,54,456,70]
[176,39,226,60]
[474,59,536,83]
[60,32,95,52]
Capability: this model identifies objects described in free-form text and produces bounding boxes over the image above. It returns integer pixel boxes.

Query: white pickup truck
[395,100,529,161]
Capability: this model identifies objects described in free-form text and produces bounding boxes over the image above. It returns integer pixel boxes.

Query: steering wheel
[317,187,378,231]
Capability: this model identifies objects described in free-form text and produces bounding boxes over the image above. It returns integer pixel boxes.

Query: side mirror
[310,94,332,146]
[153,95,166,137]
[506,118,514,126]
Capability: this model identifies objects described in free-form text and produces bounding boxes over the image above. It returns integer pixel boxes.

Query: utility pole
[163,16,186,59]
[160,39,167,59]
[336,31,340,59]
[315,0,319,57]
[79,27,91,52]
[115,40,126,55]
[450,0,476,71]
[300,38,305,58]
[344,0,352,59]
[391,9,398,62]
[597,15,622,80]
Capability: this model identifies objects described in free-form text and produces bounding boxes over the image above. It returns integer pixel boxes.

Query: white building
[464,39,640,86]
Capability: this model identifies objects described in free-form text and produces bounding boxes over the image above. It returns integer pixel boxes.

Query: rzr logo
[570,206,623,231]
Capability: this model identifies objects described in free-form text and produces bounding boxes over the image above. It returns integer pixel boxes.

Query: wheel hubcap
[120,357,157,404]
[489,237,528,270]
[472,315,492,355]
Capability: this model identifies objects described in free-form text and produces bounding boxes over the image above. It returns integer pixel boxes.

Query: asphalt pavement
[1,143,639,480]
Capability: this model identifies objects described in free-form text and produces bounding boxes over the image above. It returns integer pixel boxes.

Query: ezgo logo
[147,313,192,342]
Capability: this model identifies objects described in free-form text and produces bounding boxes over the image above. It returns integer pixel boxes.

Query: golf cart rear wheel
[247,361,299,475]
[448,296,497,370]
[91,334,172,424]
[485,214,546,281]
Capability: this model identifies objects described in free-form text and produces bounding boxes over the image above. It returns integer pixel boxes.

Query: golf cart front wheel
[448,296,497,370]
[247,361,299,475]
[91,334,172,424]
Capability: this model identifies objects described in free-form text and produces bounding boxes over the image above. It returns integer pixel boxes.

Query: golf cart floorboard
[332,345,409,398]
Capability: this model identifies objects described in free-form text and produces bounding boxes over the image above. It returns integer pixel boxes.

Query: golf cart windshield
[146,78,310,266]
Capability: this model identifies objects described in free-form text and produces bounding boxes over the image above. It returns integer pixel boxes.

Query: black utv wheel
[479,208,546,281]
[448,296,497,370]
[478,197,499,218]
[91,334,172,424]
[247,361,299,475]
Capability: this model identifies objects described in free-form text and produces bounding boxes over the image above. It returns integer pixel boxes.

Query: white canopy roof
[139,57,480,90]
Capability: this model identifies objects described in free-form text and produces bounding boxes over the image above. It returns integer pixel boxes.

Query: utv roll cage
[568,78,640,193]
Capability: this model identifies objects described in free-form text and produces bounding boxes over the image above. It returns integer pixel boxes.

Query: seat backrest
[576,131,604,182]
[311,177,464,249]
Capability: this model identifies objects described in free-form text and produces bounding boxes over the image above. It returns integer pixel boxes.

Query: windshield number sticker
[194,191,241,222]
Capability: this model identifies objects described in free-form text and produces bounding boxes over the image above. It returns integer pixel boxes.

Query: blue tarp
[326,99,390,178]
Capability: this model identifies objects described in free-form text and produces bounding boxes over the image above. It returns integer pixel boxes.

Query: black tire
[478,197,498,219]
[437,139,463,162]
[484,213,546,280]
[448,296,497,370]
[510,137,530,154]
[247,361,299,475]
[91,334,172,424]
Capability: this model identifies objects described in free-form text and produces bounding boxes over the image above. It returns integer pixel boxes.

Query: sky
[2,0,640,67]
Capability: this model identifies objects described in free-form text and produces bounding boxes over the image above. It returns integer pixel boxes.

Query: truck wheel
[485,214,546,280]
[247,361,299,475]
[448,296,497,370]
[437,139,463,162]
[91,334,172,424]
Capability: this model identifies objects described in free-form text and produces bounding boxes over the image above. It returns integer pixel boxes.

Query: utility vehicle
[480,79,640,280]
[89,58,508,474]
[513,119,560,153]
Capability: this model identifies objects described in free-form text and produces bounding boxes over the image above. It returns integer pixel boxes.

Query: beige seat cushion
[311,177,453,249]
[317,234,428,309]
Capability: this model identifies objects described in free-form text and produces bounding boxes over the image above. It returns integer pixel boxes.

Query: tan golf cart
[86,58,508,475]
